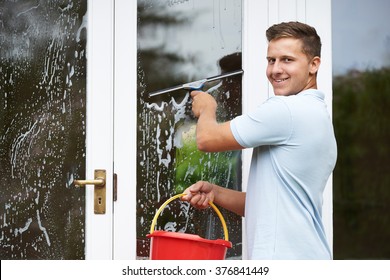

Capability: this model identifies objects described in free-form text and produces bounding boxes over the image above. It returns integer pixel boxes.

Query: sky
[332,0,390,75]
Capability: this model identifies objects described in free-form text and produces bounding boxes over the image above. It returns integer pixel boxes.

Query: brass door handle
[74,178,105,187]
[73,169,106,214]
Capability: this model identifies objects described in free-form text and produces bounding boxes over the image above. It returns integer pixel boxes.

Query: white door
[111,0,333,260]
[0,0,114,260]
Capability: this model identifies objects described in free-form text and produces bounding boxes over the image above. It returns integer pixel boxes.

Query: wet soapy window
[137,0,243,259]
[0,1,87,259]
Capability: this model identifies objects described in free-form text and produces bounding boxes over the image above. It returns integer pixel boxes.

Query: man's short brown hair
[266,21,322,59]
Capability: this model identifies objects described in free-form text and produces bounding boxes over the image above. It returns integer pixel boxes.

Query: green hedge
[333,68,390,259]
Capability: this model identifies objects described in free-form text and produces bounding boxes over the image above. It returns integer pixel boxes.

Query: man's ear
[309,56,321,75]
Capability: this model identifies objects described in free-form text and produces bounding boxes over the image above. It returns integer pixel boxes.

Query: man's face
[266,37,320,96]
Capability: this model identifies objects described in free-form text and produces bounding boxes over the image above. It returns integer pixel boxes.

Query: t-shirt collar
[299,88,324,100]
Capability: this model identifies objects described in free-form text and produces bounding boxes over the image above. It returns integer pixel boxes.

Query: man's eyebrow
[281,55,295,59]
[266,55,295,59]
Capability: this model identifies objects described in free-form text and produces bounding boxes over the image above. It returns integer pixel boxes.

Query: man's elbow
[196,134,214,152]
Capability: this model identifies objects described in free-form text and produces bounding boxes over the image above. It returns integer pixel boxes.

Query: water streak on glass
[137,0,243,259]
[0,0,87,259]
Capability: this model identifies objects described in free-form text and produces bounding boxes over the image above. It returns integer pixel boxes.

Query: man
[181,21,337,259]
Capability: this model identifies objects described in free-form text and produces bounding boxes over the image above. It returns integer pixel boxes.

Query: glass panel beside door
[0,0,87,259]
[137,0,243,259]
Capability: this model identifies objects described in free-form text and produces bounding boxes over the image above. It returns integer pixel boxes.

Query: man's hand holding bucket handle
[182,181,246,217]
[181,181,216,209]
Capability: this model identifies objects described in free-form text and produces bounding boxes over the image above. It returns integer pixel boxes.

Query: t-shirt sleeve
[230,97,293,148]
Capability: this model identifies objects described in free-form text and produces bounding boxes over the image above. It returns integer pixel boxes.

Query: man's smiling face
[266,37,320,96]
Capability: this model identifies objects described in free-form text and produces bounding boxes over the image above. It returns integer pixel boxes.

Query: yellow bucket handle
[150,193,229,241]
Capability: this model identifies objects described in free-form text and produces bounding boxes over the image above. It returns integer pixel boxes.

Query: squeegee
[148,69,244,98]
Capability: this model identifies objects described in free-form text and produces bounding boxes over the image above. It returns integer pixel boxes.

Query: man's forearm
[213,184,246,217]
[196,109,219,151]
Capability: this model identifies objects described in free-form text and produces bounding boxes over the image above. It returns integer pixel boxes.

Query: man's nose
[272,60,283,74]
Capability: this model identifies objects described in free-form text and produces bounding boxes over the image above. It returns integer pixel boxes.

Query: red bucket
[147,194,232,260]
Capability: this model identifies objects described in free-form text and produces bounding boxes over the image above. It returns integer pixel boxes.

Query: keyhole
[98,197,102,205]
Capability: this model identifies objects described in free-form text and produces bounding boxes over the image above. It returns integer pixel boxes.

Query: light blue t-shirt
[230,89,337,259]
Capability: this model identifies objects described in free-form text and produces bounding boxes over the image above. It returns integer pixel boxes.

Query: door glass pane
[137,0,242,259]
[0,1,87,259]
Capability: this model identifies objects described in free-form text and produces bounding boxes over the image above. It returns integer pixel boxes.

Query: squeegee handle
[148,69,243,97]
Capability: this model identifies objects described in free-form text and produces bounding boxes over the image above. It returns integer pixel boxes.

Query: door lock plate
[94,169,106,214]
[73,169,106,214]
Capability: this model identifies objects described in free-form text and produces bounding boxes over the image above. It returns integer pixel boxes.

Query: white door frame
[113,0,138,260]
[111,0,333,260]
[85,0,115,259]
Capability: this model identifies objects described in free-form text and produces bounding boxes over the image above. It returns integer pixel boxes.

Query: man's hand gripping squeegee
[148,69,244,98]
